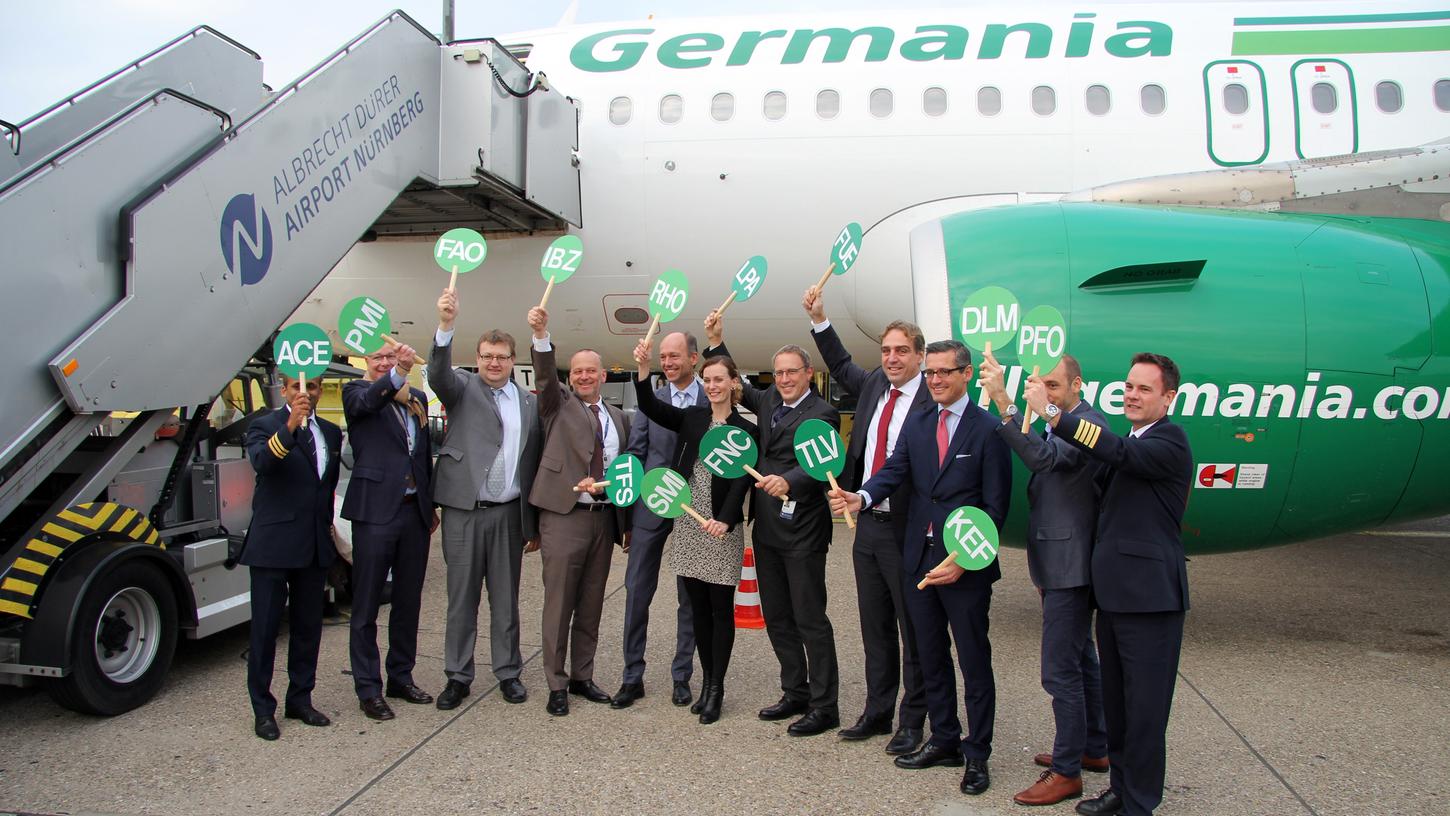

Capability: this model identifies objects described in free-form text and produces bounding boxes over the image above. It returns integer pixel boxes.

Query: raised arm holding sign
[435,228,488,292]
[273,322,332,429]
[793,418,854,529]
[538,235,583,309]
[917,506,1000,589]
[714,255,768,317]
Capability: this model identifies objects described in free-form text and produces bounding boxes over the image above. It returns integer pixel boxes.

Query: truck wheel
[48,559,179,715]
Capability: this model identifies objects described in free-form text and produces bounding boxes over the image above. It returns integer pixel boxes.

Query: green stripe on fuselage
[1233,25,1450,55]
[1235,11,1450,26]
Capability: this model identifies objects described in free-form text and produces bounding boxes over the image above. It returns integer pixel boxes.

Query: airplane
[286,1,1450,555]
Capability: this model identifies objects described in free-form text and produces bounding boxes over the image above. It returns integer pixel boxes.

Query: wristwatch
[1043,403,1061,420]
[1001,404,1019,422]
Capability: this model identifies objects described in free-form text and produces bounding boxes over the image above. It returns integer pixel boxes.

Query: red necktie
[870,388,903,478]
[936,408,951,467]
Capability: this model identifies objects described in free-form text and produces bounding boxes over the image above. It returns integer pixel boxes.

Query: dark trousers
[538,505,616,691]
[349,500,430,699]
[620,519,695,685]
[905,556,995,760]
[752,539,838,712]
[682,576,735,685]
[854,513,927,728]
[1041,587,1109,775]
[1097,609,1185,816]
[247,565,326,717]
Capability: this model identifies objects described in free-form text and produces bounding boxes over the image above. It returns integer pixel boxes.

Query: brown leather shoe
[1014,770,1083,806]
[1034,752,1110,773]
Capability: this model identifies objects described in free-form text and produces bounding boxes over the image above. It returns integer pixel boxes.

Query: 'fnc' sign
[219,193,273,286]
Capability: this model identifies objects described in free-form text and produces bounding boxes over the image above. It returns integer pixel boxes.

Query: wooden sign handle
[642,313,662,346]
[539,277,556,310]
[744,465,787,503]
[714,289,738,317]
[826,472,855,529]
[682,505,710,527]
[814,263,837,292]
[448,265,459,292]
[572,480,610,493]
[380,334,399,347]
[916,552,958,590]
[297,374,310,429]
[1022,365,1040,434]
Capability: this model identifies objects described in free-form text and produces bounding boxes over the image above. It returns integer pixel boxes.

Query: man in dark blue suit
[342,344,436,721]
[833,339,1011,797]
[241,375,342,740]
[1028,352,1192,816]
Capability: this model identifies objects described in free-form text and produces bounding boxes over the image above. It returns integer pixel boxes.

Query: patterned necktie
[936,408,951,467]
[771,403,791,427]
[589,403,605,479]
[486,388,509,496]
[870,388,903,478]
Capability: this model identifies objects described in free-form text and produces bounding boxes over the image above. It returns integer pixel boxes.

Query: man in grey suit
[429,287,543,711]
[611,331,701,710]
[979,351,1109,806]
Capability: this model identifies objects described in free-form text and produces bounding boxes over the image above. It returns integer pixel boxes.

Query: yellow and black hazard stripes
[0,502,163,619]
[267,431,291,460]
[1073,419,1103,450]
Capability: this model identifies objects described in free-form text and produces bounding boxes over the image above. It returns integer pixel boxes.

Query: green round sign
[942,506,1000,571]
[698,425,758,479]
[337,295,392,356]
[640,467,693,519]
[730,255,768,301]
[540,235,584,284]
[604,453,643,507]
[434,228,488,274]
[273,323,332,379]
[1016,304,1068,374]
[648,269,691,322]
[957,286,1020,352]
[828,222,864,274]
[792,418,846,481]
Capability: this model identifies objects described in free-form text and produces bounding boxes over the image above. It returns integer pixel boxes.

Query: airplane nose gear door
[1203,60,1269,167]
[1291,59,1357,159]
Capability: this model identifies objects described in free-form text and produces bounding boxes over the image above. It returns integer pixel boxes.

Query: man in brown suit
[526,305,630,716]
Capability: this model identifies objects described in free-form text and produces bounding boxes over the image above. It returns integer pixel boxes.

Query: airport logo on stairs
[219,193,273,286]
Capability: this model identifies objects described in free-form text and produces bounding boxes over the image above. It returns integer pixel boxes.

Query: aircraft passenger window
[1311,82,1338,114]
[923,87,948,116]
[1032,86,1057,116]
[1436,79,1450,111]
[1086,84,1111,115]
[1223,83,1249,115]
[609,97,632,125]
[1375,81,1403,113]
[712,93,735,122]
[659,94,683,124]
[764,91,787,120]
[1140,84,1166,115]
[870,88,893,118]
[978,86,1002,116]
[817,89,840,119]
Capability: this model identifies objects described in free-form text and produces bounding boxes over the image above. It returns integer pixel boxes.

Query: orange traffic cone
[734,544,765,629]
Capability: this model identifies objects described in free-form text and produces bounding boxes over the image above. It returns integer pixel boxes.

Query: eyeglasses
[368,353,398,363]
[923,366,965,379]
[478,354,513,363]
[773,367,805,378]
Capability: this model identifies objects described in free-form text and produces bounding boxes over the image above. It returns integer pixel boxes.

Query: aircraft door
[1203,60,1268,167]
[1291,59,1357,159]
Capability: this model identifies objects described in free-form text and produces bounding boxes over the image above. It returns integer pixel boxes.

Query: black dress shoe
[283,704,331,726]
[546,689,569,716]
[499,678,527,704]
[611,682,645,709]
[839,712,892,741]
[385,681,434,705]
[960,757,991,796]
[1075,789,1124,815]
[254,714,280,741]
[885,726,923,755]
[672,680,693,706]
[757,696,809,721]
[786,708,840,737]
[567,679,613,704]
[894,741,964,770]
[436,680,470,711]
[359,696,395,721]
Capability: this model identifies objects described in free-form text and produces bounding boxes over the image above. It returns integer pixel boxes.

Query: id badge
[779,499,797,520]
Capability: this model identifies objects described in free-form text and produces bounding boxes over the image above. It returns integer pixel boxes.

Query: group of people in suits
[240,278,1192,815]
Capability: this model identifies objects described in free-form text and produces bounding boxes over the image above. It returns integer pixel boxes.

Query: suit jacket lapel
[932,405,976,489]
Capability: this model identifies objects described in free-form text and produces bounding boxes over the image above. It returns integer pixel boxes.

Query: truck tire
[48,559,179,716]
